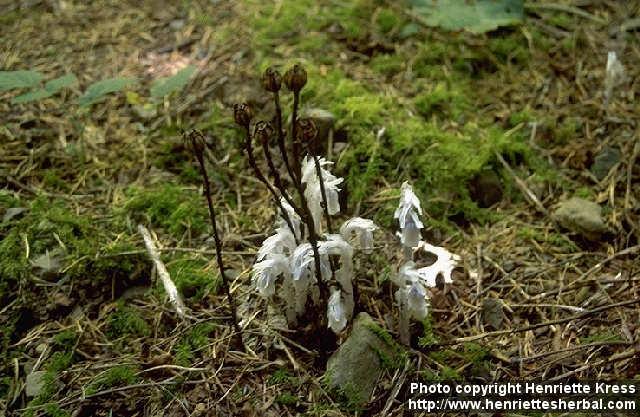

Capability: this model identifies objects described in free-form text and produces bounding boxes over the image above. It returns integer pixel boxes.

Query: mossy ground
[2,1,639,416]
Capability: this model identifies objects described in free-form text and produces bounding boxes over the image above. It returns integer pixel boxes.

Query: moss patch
[120,183,208,238]
[87,365,140,395]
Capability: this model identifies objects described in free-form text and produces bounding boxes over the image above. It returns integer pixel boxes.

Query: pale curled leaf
[138,224,186,316]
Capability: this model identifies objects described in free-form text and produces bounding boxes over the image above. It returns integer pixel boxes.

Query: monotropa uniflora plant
[393,182,460,345]
[236,65,378,355]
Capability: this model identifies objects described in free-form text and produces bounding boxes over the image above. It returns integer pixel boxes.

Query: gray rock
[324,313,404,406]
[591,146,621,181]
[25,370,46,398]
[552,197,608,240]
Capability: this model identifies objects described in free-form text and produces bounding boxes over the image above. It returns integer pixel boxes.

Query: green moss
[32,351,74,406]
[553,117,581,145]
[300,66,537,225]
[268,368,293,385]
[167,258,219,299]
[43,404,71,417]
[461,342,489,363]
[508,108,534,127]
[414,81,469,120]
[418,315,439,347]
[42,169,69,191]
[53,330,77,350]
[106,304,151,339]
[580,330,624,345]
[365,323,406,370]
[121,183,207,237]
[276,391,298,406]
[375,8,402,34]
[488,33,530,64]
[370,53,404,78]
[174,322,216,366]
[87,365,139,395]
[547,13,574,30]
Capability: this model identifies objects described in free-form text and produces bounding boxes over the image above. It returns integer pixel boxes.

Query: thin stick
[441,298,640,345]
[187,132,243,341]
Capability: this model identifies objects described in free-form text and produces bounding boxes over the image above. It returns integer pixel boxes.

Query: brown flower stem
[311,152,334,234]
[259,135,301,244]
[290,91,302,180]
[273,92,299,187]
[241,128,298,242]
[188,133,243,347]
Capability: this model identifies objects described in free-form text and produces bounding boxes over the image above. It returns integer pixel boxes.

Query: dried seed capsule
[261,67,282,92]
[233,103,253,128]
[283,64,307,93]
[253,121,275,145]
[296,118,318,144]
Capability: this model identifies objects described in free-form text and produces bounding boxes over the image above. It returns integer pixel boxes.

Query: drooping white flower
[278,197,302,240]
[291,242,314,282]
[318,234,352,280]
[318,234,355,319]
[406,283,428,320]
[340,217,377,253]
[394,182,423,248]
[301,155,343,232]
[252,254,289,298]
[327,289,347,333]
[257,227,296,261]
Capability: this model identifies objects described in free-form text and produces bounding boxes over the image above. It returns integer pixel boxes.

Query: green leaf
[11,89,53,104]
[408,0,524,34]
[0,70,44,92]
[45,73,78,94]
[150,65,197,98]
[78,77,137,107]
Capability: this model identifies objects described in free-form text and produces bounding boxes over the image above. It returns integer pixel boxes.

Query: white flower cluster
[252,156,377,333]
[393,182,459,323]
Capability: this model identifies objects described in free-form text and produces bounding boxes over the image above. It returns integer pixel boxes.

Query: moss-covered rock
[324,312,405,407]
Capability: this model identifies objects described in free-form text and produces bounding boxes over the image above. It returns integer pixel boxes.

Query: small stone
[324,313,404,406]
[552,197,608,240]
[482,298,504,330]
[25,370,46,398]
[590,146,621,181]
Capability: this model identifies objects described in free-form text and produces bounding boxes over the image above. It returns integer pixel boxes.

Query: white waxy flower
[257,227,296,261]
[278,197,302,240]
[291,243,314,282]
[252,254,289,298]
[319,234,355,319]
[406,283,428,320]
[327,289,347,333]
[394,182,423,248]
[340,217,377,253]
[301,155,343,232]
[605,51,625,103]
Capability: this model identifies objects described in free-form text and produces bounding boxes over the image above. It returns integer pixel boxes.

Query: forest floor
[1,1,639,416]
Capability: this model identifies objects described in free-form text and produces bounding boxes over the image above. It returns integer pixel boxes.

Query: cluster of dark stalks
[185,64,341,359]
